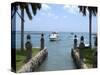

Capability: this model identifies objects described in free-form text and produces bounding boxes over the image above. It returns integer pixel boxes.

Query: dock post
[74,35,77,49]
[40,33,44,50]
[79,36,85,61]
[25,34,32,62]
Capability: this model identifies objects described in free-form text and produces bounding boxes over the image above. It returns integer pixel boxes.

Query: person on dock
[74,35,77,49]
[25,34,32,62]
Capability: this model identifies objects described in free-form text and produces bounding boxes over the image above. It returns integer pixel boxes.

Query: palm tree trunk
[89,11,92,48]
[21,9,24,51]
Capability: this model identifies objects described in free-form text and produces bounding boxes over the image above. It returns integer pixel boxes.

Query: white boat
[49,32,59,41]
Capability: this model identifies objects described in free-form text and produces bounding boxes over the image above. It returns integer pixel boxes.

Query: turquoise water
[16,31,95,71]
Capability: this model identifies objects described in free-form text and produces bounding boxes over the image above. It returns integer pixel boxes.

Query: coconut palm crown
[11,2,41,20]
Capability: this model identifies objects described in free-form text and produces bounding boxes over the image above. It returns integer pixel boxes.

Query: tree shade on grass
[16,48,40,71]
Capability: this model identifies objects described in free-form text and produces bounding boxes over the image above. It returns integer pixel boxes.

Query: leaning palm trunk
[21,8,24,51]
[89,11,92,48]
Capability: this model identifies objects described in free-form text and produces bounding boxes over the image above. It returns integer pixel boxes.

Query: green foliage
[82,48,95,66]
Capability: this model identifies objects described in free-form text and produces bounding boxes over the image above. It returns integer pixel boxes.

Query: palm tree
[78,6,97,48]
[11,2,41,51]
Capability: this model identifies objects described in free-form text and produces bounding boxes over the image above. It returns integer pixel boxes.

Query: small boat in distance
[70,32,74,35]
[49,32,59,41]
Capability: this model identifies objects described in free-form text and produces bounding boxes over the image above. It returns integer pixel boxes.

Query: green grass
[82,48,96,67]
[16,48,40,71]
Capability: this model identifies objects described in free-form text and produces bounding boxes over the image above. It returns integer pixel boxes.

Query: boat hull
[49,38,58,41]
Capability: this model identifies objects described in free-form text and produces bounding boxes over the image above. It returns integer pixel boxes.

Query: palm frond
[78,6,82,13]
[11,3,18,19]
[30,3,41,16]
[79,6,97,16]
[30,3,37,15]
[78,6,87,16]
[36,3,41,10]
[25,4,32,20]
[12,2,42,20]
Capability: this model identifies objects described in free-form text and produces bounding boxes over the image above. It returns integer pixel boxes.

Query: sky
[16,3,97,32]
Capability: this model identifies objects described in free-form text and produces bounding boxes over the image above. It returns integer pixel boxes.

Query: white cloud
[47,13,54,17]
[41,12,58,20]
[63,16,67,18]
[42,4,51,11]
[63,5,79,15]
[41,4,58,20]
[36,18,41,21]
[41,12,46,16]
[54,15,58,19]
[47,12,58,19]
